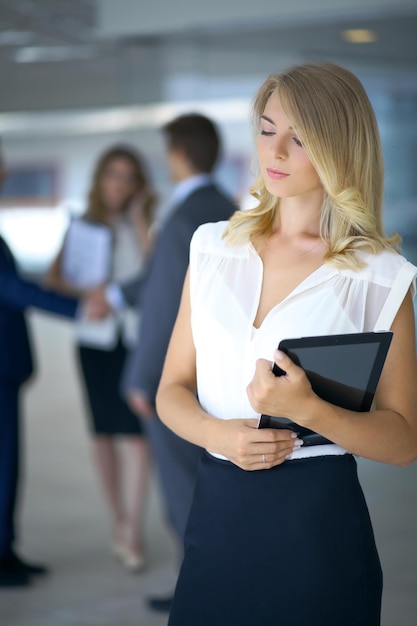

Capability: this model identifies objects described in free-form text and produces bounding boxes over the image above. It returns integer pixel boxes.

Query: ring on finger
[262,454,266,464]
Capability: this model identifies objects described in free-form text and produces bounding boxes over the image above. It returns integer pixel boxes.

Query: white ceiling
[98,0,417,36]
[0,0,416,116]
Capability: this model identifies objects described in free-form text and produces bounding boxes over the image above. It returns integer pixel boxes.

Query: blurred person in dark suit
[0,145,81,587]
[92,114,236,612]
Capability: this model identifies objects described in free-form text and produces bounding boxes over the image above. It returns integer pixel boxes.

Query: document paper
[62,219,111,289]
[62,219,118,349]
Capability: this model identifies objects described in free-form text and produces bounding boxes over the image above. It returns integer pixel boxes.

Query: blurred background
[0,2,416,625]
[0,0,416,273]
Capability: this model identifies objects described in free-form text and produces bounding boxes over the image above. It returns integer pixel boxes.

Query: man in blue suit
[120,114,236,611]
[90,114,236,610]
[0,153,79,587]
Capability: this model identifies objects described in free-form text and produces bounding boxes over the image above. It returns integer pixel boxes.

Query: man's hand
[127,389,154,419]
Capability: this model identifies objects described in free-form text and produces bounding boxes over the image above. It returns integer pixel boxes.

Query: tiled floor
[0,312,416,625]
[0,313,176,626]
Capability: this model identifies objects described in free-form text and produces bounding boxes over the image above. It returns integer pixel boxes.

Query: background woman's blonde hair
[224,62,400,269]
[85,145,156,227]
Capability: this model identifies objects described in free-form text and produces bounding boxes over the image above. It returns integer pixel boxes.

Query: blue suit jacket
[121,183,236,405]
[0,235,78,385]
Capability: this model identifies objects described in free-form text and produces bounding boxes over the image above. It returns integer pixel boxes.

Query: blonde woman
[156,63,417,625]
[46,145,156,571]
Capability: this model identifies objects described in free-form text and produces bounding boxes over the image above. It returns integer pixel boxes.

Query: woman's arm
[156,269,301,470]
[247,289,417,466]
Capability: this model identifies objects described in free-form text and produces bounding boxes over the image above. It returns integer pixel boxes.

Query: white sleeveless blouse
[189,221,417,461]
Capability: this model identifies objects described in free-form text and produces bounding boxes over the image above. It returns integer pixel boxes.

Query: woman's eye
[260,129,274,136]
[293,137,303,147]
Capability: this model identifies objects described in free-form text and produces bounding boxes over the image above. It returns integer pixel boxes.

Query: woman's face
[256,92,323,202]
[99,157,139,212]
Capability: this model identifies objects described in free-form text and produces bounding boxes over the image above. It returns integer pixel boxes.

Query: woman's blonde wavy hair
[223,62,400,269]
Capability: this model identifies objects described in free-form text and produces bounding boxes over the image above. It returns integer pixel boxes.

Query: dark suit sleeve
[119,273,146,308]
[121,184,236,405]
[0,267,78,318]
[121,217,193,405]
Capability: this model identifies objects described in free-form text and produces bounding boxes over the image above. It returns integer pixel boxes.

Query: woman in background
[46,145,156,572]
[156,63,417,624]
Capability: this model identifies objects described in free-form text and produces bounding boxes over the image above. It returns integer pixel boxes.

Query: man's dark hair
[163,113,220,174]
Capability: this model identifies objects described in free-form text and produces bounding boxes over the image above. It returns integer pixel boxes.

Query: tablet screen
[279,332,392,412]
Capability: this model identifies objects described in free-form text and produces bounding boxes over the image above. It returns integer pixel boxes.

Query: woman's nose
[272,136,287,159]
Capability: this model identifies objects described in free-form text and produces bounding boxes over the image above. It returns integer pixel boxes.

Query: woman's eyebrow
[260,114,294,130]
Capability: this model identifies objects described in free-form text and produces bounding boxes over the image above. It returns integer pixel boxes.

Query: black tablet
[258,331,393,446]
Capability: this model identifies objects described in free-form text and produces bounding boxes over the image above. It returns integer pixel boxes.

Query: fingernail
[275,350,284,360]
[294,438,304,447]
[291,432,298,439]
[285,453,293,460]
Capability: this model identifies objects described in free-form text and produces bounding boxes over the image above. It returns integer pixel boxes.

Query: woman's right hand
[211,418,303,471]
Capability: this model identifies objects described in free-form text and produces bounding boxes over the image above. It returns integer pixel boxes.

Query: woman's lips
[267,168,289,180]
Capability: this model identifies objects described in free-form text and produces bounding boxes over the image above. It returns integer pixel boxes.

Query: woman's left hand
[246,350,315,424]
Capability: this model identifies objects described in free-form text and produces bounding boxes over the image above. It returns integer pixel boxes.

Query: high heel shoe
[120,549,146,573]
[112,521,146,572]
[112,541,146,572]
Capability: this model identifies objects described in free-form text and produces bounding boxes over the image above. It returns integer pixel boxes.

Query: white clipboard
[62,219,112,289]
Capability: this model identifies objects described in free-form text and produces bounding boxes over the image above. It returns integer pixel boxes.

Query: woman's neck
[275,193,323,239]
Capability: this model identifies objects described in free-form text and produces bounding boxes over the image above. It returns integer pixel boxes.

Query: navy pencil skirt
[168,452,382,626]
